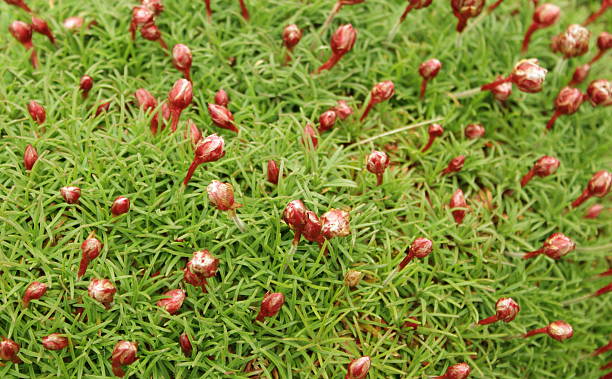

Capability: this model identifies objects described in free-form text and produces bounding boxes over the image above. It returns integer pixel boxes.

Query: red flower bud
[31,17,56,45]
[463,123,484,139]
[88,278,116,308]
[333,100,353,120]
[346,356,371,379]
[189,250,219,277]
[255,292,285,322]
[491,76,513,101]
[586,79,612,107]
[572,170,611,207]
[419,58,442,99]
[78,237,102,278]
[156,289,186,314]
[142,0,164,14]
[547,86,584,130]
[207,180,239,211]
[316,24,357,73]
[584,204,604,219]
[60,186,81,204]
[524,320,573,341]
[441,155,465,176]
[434,362,471,379]
[302,211,324,244]
[28,100,46,125]
[522,3,560,52]
[596,31,612,51]
[4,0,32,13]
[111,340,137,377]
[24,144,38,171]
[267,159,279,184]
[183,134,225,186]
[523,232,575,260]
[398,237,433,269]
[569,64,591,86]
[360,81,394,122]
[283,200,309,244]
[111,196,130,216]
[214,89,229,107]
[450,189,467,224]
[182,120,201,147]
[80,75,93,98]
[366,150,390,186]
[179,333,192,356]
[318,110,337,133]
[451,0,485,32]
[9,20,32,47]
[552,24,590,58]
[207,103,238,133]
[520,156,560,187]
[321,209,351,240]
[140,22,168,49]
[302,123,319,149]
[0,337,21,364]
[23,281,47,307]
[172,44,192,81]
[95,101,111,117]
[421,123,444,152]
[282,24,302,50]
[168,79,193,132]
[478,297,520,325]
[130,5,154,39]
[511,59,547,93]
[42,333,69,351]
[183,262,208,291]
[63,16,84,30]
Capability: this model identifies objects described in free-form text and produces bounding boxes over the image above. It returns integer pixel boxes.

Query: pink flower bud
[132,6,154,26]
[318,110,337,133]
[183,134,225,186]
[421,123,444,152]
[588,170,612,197]
[63,16,84,30]
[302,123,319,149]
[111,196,130,216]
[140,22,168,50]
[569,64,591,86]
[360,81,394,121]
[78,237,102,278]
[511,59,547,93]
[4,0,32,13]
[346,356,370,379]
[451,0,485,32]
[525,320,573,341]
[189,250,219,277]
[551,24,591,58]
[316,24,356,73]
[533,3,560,26]
[88,278,116,308]
[60,186,81,204]
[24,144,38,171]
[23,281,47,307]
[366,150,390,186]
[186,120,202,147]
[95,101,111,117]
[434,362,471,379]
[214,89,229,107]
[255,292,285,322]
[520,156,560,187]
[80,75,93,98]
[464,123,484,139]
[183,262,208,291]
[479,297,520,325]
[42,333,69,351]
[441,155,465,176]
[142,0,164,14]
[267,159,279,184]
[0,337,21,364]
[523,232,575,260]
[282,24,302,49]
[111,340,137,377]
[283,200,309,242]
[172,44,192,81]
[31,17,56,45]
[419,59,442,99]
[584,204,604,219]
[28,100,46,125]
[156,289,186,314]
[450,189,467,224]
[398,237,433,269]
[207,104,238,133]
[596,31,612,52]
[168,79,193,132]
[179,333,192,356]
[491,76,513,101]
[207,180,239,211]
[9,20,33,46]
[547,86,584,129]
[586,79,612,107]
[321,209,351,239]
[302,211,324,244]
[333,100,353,120]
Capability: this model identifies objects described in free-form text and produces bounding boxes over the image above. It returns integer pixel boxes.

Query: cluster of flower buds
[523,320,574,341]
[60,186,81,204]
[111,196,130,216]
[571,170,611,208]
[88,278,117,308]
[179,333,192,356]
[433,362,471,379]
[111,341,138,377]
[134,88,160,133]
[520,156,560,187]
[477,297,520,325]
[183,134,225,186]
[522,232,575,260]
[398,237,433,270]
[78,235,102,278]
[156,289,186,314]
[586,79,612,107]
[23,144,38,171]
[521,4,560,52]
[282,24,302,64]
[27,100,46,125]
[583,0,610,26]
[551,24,591,59]
[184,250,219,292]
[546,86,586,130]
[399,0,433,24]
[419,59,442,99]
[282,201,351,249]
[4,0,32,13]
[481,59,548,95]
[450,189,467,224]
[360,81,394,122]
[23,281,47,307]
[0,337,21,364]
[208,181,246,231]
[130,0,167,49]
[316,24,357,74]
[255,292,285,322]
[441,155,466,176]
[167,79,193,132]
[172,44,192,81]
[80,75,93,98]
[318,100,354,133]
[366,150,390,186]
[9,20,38,68]
[464,123,485,139]
[42,334,69,351]
[451,0,485,32]
[345,356,370,379]
[422,123,444,152]
[267,159,279,184]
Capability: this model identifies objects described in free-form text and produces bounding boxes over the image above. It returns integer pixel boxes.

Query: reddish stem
[292,231,302,245]
[593,341,612,356]
[583,4,608,26]
[359,100,375,122]
[77,254,90,278]
[481,76,512,91]
[601,361,612,371]
[488,0,504,12]
[523,327,548,338]
[376,173,383,186]
[589,51,604,65]
[523,249,543,259]
[420,79,428,99]
[440,167,451,176]
[129,22,136,41]
[14,1,32,12]
[398,252,414,271]
[399,3,415,24]
[521,23,539,53]
[546,111,560,130]
[255,312,265,322]
[182,159,200,186]
[598,269,612,277]
[421,136,435,152]
[456,16,467,32]
[158,37,168,51]
[170,108,181,132]
[204,0,212,18]
[183,69,191,82]
[112,363,126,378]
[201,278,208,293]
[571,188,591,208]
[30,49,39,69]
[478,315,499,325]
[520,168,535,187]
[238,0,250,20]
[595,283,612,297]
[316,52,341,74]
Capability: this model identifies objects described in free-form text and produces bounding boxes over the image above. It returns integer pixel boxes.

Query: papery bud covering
[321,209,351,239]
[346,356,371,379]
[156,289,186,314]
[42,333,69,351]
[60,186,81,204]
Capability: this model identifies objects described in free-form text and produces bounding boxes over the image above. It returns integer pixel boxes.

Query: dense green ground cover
[1,0,611,377]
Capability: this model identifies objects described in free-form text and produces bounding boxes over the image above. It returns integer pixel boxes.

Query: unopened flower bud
[207,180,239,211]
[586,79,611,107]
[524,320,573,341]
[520,156,560,187]
[132,6,154,26]
[172,44,192,81]
[584,204,604,219]
[569,64,591,86]
[140,22,168,49]
[214,89,229,107]
[434,362,471,379]
[282,24,302,49]
[316,24,357,73]
[168,79,193,132]
[572,170,611,207]
[398,237,433,269]
[88,278,116,307]
[360,81,394,121]
[422,123,444,152]
[551,24,590,58]
[95,101,111,117]
[42,333,69,351]
[333,100,353,120]
[183,134,225,186]
[491,76,512,101]
[187,120,202,146]
[23,281,47,307]
[208,103,238,133]
[318,110,337,133]
[9,20,32,46]
[183,262,208,291]
[451,0,485,32]
[80,75,93,98]
[157,289,186,314]
[28,100,46,125]
[464,124,485,139]
[283,200,308,245]
[441,155,466,176]
[522,3,560,52]
[63,16,84,30]
[547,86,584,129]
[255,292,285,322]
[0,337,21,363]
[78,236,102,278]
[302,211,324,244]
[31,16,56,45]
[344,270,363,287]
[346,356,371,379]
[267,159,279,184]
[366,150,390,186]
[4,0,32,13]
[596,31,612,53]
[189,250,219,277]
[479,297,520,325]
[511,59,547,93]
[321,209,351,239]
[523,232,575,260]
[24,144,38,171]
[111,196,130,216]
[419,58,442,98]
[179,333,192,356]
[111,340,137,377]
[302,123,319,149]
[450,189,467,224]
[60,186,81,204]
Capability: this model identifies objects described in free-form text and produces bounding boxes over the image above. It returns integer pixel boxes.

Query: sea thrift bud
[129,6,154,40]
[302,211,324,244]
[172,44,192,81]
[418,59,442,99]
[521,3,560,52]
[183,262,208,292]
[111,341,137,377]
[182,134,225,186]
[4,0,32,13]
[157,289,186,314]
[318,110,337,133]
[491,76,513,101]
[283,200,309,244]
[572,170,612,207]
[140,22,168,50]
[478,297,520,325]
[207,180,239,211]
[450,189,467,224]
[593,32,612,64]
[511,59,547,93]
[302,123,319,149]
[520,156,560,187]
[28,101,46,125]
[451,0,485,32]
[214,89,229,107]
[333,100,353,120]
[398,237,433,269]
[88,278,116,308]
[346,356,371,379]
[167,79,193,132]
[399,0,433,24]
[421,123,444,152]
[179,333,192,356]
[546,86,584,130]
[584,204,604,219]
[63,16,84,30]
[344,270,364,287]
[80,75,93,98]
[366,150,390,186]
[111,196,130,216]
[524,320,573,341]
[95,101,111,117]
[316,24,357,73]
[189,250,219,277]
[60,186,81,204]
[187,120,202,146]
[142,0,164,15]
[552,24,591,58]
[360,80,395,122]
[569,64,591,86]
[433,362,471,379]
[267,159,279,184]
[24,144,38,171]
[441,155,466,176]
[9,20,38,68]
[586,80,612,107]
[464,124,485,139]
[208,103,238,133]
[31,17,56,45]
[23,281,47,307]
[42,334,68,351]
[321,209,351,240]
[78,237,102,278]
[282,24,302,63]
[523,232,576,260]
[0,338,21,364]
[255,292,285,322]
